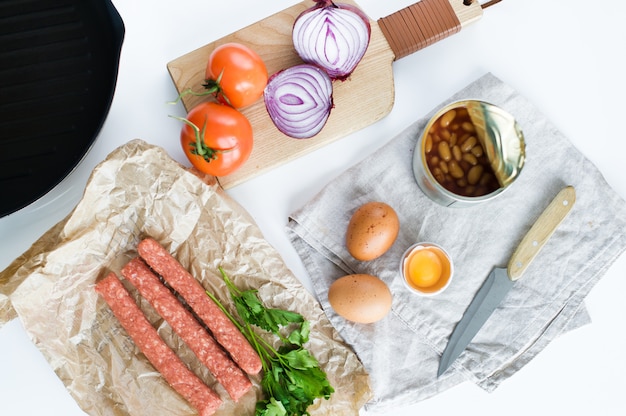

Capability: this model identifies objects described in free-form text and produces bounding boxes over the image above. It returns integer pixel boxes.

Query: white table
[1,1,625,414]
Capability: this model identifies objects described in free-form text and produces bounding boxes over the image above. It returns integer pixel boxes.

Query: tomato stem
[169,115,236,163]
[167,71,233,107]
[202,69,233,107]
[166,87,213,106]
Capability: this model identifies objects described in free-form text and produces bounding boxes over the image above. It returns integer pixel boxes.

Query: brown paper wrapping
[0,139,372,415]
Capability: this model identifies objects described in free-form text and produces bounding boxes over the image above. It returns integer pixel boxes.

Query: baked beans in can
[412,100,526,207]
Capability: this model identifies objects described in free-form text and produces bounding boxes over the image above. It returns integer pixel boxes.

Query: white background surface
[1,0,625,415]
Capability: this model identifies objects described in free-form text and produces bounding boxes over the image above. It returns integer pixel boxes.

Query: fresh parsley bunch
[207,267,334,416]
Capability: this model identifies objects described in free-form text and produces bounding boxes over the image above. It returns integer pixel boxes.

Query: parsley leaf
[207,267,334,416]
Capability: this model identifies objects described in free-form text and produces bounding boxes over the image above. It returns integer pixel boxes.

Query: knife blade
[437,186,576,377]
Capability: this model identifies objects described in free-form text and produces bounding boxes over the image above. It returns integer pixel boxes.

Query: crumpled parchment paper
[285,73,626,413]
[0,139,372,416]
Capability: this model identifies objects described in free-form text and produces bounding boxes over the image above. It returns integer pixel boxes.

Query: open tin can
[412,100,526,207]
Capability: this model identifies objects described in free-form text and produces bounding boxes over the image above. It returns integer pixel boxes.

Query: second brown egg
[345,201,400,261]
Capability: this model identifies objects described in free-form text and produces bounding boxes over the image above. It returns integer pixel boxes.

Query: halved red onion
[264,64,333,139]
[293,0,371,80]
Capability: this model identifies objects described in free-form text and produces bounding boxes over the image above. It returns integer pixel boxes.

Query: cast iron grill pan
[0,0,124,217]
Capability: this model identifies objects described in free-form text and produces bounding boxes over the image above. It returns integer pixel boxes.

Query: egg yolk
[406,249,443,288]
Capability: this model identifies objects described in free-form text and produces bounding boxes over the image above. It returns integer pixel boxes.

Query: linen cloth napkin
[286,73,626,412]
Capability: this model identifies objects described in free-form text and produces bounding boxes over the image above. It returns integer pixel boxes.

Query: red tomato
[179,102,253,177]
[204,42,268,109]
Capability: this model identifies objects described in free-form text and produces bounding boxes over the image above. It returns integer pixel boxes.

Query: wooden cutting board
[167,0,483,189]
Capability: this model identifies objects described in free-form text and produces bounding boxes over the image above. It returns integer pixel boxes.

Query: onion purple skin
[264,64,334,139]
[293,0,371,81]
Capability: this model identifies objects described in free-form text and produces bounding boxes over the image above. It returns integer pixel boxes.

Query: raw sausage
[95,272,222,416]
[137,238,262,375]
[121,257,252,401]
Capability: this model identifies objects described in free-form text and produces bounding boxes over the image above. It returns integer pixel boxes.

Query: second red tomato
[179,102,253,177]
[204,42,268,109]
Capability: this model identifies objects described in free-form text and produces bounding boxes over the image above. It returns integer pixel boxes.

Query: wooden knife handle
[507,186,576,281]
[377,0,483,60]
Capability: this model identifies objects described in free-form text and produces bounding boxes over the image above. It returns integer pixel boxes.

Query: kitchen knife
[437,185,576,377]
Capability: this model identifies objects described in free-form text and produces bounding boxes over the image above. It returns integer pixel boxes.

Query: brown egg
[328,274,392,323]
[346,202,400,261]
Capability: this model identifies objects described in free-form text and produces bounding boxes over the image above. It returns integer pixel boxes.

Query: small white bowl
[400,242,454,296]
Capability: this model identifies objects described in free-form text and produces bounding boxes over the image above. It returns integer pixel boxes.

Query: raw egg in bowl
[400,242,453,296]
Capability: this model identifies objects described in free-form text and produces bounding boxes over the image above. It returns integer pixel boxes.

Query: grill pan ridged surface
[0,0,124,216]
